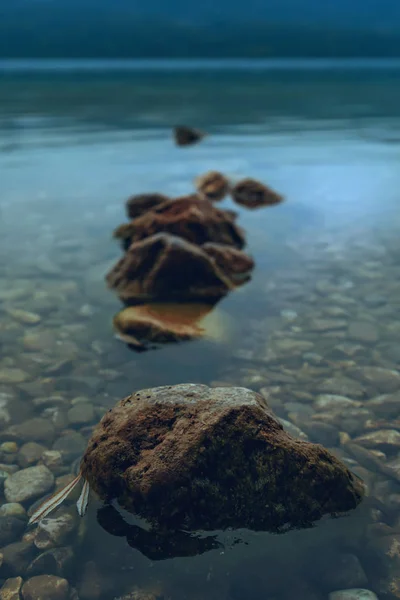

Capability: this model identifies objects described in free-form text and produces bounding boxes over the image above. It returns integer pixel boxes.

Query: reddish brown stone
[203,243,254,285]
[80,384,365,533]
[231,178,284,209]
[125,193,170,220]
[173,125,206,147]
[113,195,246,250]
[106,233,236,303]
[195,171,230,202]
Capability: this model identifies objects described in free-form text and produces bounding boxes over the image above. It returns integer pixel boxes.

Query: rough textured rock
[203,243,254,284]
[22,575,69,600]
[0,576,23,600]
[4,466,54,504]
[114,195,245,250]
[80,384,364,533]
[173,125,206,147]
[125,193,170,220]
[195,171,230,202]
[231,178,284,209]
[106,233,245,303]
[34,511,78,550]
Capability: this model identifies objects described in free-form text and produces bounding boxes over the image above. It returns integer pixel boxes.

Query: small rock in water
[321,553,368,590]
[67,404,95,426]
[329,591,378,600]
[4,465,54,503]
[353,430,400,452]
[18,443,47,469]
[5,308,41,325]
[52,432,86,462]
[3,419,55,445]
[34,512,78,550]
[0,576,23,600]
[22,575,69,600]
[309,319,348,332]
[348,321,380,343]
[0,443,18,455]
[314,395,362,411]
[0,369,29,385]
[0,516,26,547]
[350,367,400,394]
[318,377,365,398]
[1,541,36,576]
[0,504,27,520]
[27,546,74,578]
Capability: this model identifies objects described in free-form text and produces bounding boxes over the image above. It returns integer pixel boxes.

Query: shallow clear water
[1,60,400,600]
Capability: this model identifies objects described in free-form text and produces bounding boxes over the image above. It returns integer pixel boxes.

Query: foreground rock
[113,195,245,250]
[81,384,364,532]
[231,178,284,209]
[107,233,252,303]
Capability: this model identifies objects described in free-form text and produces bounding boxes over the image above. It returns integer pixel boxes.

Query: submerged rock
[173,125,206,147]
[107,233,250,303]
[114,195,245,250]
[4,466,54,504]
[113,302,227,348]
[80,384,364,533]
[125,193,170,220]
[195,171,230,202]
[231,178,284,209]
[22,575,69,600]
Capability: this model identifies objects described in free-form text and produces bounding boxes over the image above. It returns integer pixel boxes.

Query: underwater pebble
[40,451,63,473]
[329,591,378,600]
[52,432,87,462]
[4,465,54,503]
[27,546,74,578]
[1,541,36,576]
[0,576,23,600]
[22,575,69,600]
[67,404,95,426]
[0,369,29,385]
[0,516,26,547]
[0,504,27,520]
[353,430,400,451]
[5,309,41,325]
[348,321,380,343]
[3,419,55,445]
[314,395,362,411]
[18,443,47,469]
[0,444,18,455]
[350,367,400,394]
[34,512,78,551]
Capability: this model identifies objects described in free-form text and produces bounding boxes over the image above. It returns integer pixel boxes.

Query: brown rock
[125,193,170,220]
[203,243,254,284]
[80,384,364,533]
[113,302,215,346]
[0,577,23,600]
[22,575,69,600]
[114,194,245,250]
[231,178,284,209]
[195,171,230,202]
[173,125,206,147]
[106,233,239,303]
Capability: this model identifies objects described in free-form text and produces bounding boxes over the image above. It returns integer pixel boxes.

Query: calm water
[1,60,400,599]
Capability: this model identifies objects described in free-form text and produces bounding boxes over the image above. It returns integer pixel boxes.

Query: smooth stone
[32,396,68,409]
[349,367,400,394]
[0,576,23,600]
[278,418,308,440]
[4,466,54,503]
[3,419,55,445]
[27,546,74,578]
[52,432,86,462]
[367,393,400,418]
[309,319,348,332]
[34,512,78,551]
[18,443,47,469]
[0,444,18,455]
[67,404,95,426]
[321,553,368,590]
[0,504,27,520]
[348,321,380,343]
[318,377,365,398]
[40,451,63,473]
[314,395,362,411]
[0,516,26,547]
[354,430,400,451]
[22,575,69,600]
[1,541,35,576]
[0,370,29,385]
[272,339,314,354]
[301,422,340,447]
[5,309,41,325]
[329,591,378,600]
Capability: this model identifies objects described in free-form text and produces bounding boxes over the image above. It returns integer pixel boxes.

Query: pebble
[1,541,35,576]
[366,393,400,418]
[0,504,27,520]
[329,591,378,600]
[354,429,400,451]
[348,321,380,343]
[350,367,400,394]
[314,395,362,411]
[22,575,69,600]
[0,444,18,455]
[27,546,74,578]
[309,319,348,332]
[18,443,47,469]
[3,419,55,445]
[0,516,27,547]
[52,432,86,462]
[322,553,368,590]
[67,404,95,426]
[0,576,23,600]
[0,369,29,385]
[4,465,54,503]
[34,512,78,550]
[40,451,63,473]
[5,309,41,325]
[278,418,308,440]
[318,377,365,398]
[301,422,340,447]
